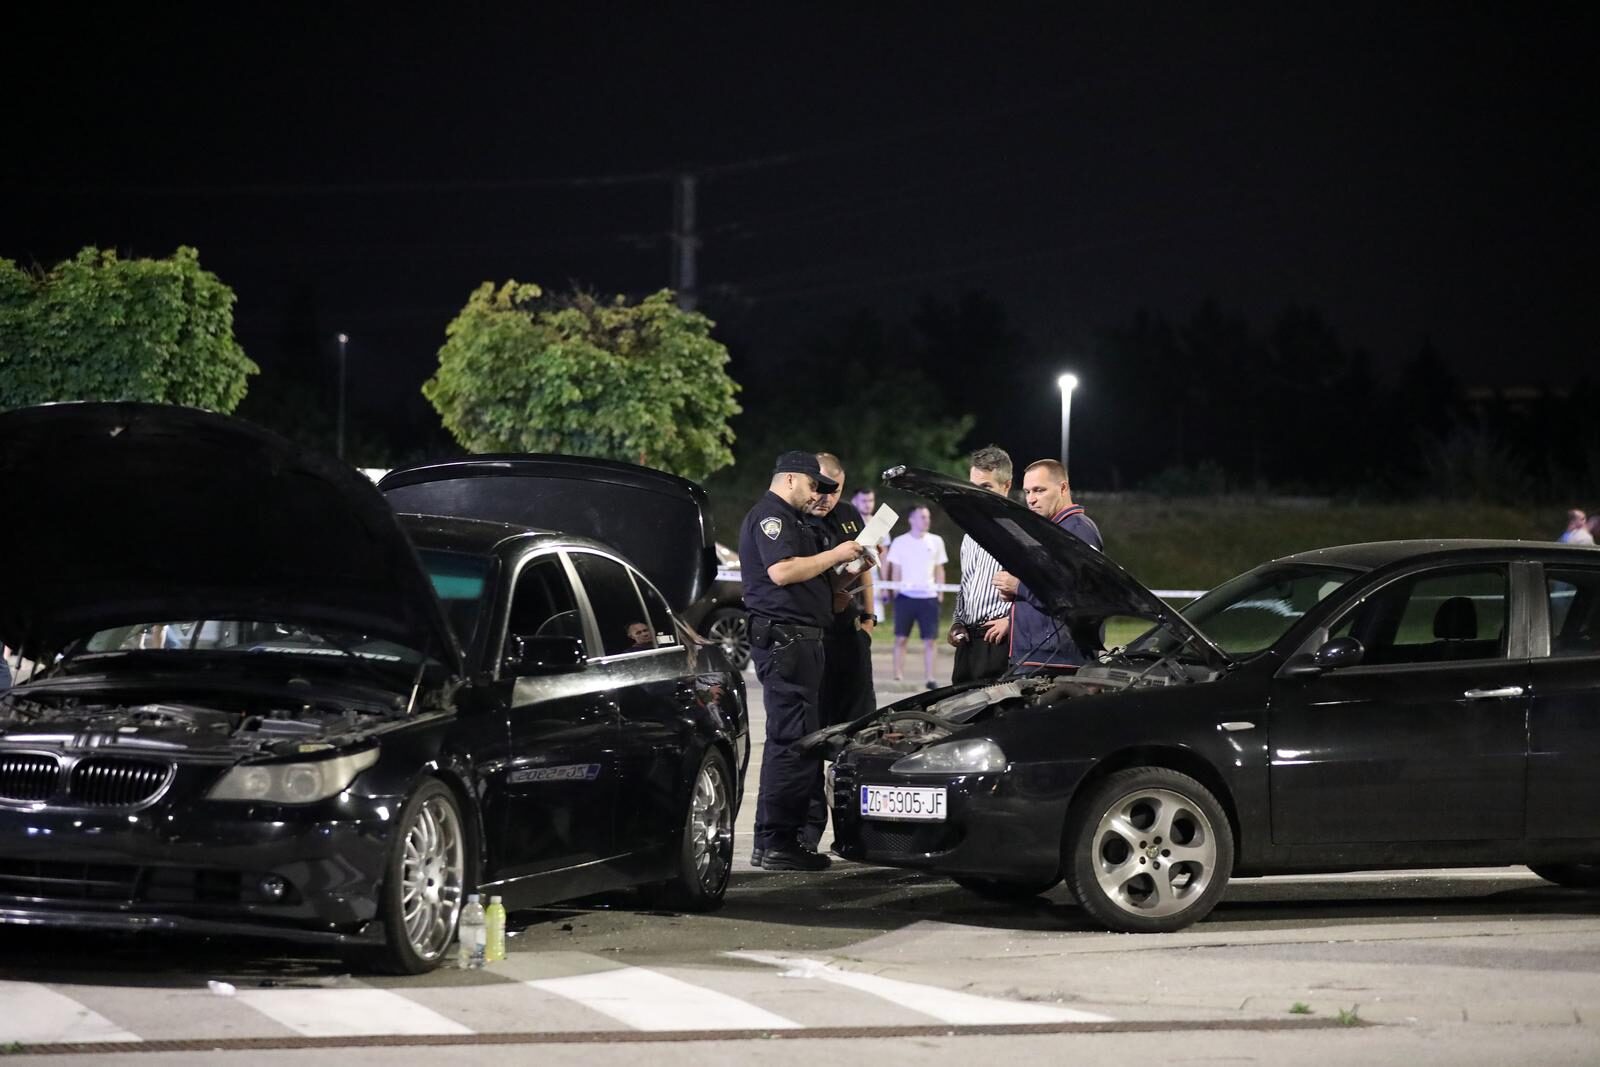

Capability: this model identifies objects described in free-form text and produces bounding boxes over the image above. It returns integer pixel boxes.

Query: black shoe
[925,680,939,690]
[759,846,832,872]
[749,846,764,866]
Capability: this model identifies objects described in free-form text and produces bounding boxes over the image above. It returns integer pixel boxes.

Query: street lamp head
[1058,373,1079,393]
[337,333,349,345]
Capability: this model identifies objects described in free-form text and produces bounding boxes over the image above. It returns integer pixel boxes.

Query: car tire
[951,875,1062,901]
[1064,767,1234,934]
[365,778,470,974]
[704,608,751,671]
[1529,862,1600,888]
[643,749,734,912]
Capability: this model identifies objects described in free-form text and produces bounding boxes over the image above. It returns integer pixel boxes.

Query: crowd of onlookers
[1559,509,1600,545]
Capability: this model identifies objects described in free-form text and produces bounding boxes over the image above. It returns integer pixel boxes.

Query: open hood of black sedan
[0,403,461,672]
[883,466,1230,667]
[379,455,717,612]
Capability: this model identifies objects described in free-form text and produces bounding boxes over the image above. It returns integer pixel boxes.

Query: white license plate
[860,784,947,822]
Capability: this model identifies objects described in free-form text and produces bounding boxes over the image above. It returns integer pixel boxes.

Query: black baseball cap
[772,450,839,494]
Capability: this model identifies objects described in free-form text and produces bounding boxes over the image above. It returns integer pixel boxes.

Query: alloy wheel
[399,792,466,961]
[706,612,751,670]
[1090,786,1219,919]
[689,759,732,892]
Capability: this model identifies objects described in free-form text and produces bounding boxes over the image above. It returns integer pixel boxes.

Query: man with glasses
[739,451,865,871]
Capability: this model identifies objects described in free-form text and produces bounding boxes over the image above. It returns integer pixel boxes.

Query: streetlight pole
[336,333,349,461]
[1058,373,1079,470]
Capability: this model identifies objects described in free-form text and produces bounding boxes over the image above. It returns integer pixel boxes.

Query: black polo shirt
[739,490,831,627]
[809,502,869,631]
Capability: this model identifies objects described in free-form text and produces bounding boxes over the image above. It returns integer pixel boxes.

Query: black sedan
[0,404,747,972]
[807,467,1600,932]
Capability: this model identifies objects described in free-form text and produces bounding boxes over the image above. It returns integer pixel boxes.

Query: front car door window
[1330,567,1508,666]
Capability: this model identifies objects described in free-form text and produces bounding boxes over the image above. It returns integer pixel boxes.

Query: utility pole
[670,173,699,311]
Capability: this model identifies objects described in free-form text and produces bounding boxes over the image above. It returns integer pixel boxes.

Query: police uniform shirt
[739,491,832,627]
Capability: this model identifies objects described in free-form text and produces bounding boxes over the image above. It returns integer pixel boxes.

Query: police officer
[740,451,865,871]
[801,452,879,851]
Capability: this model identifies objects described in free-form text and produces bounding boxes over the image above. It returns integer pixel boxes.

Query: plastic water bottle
[457,893,486,970]
[484,895,506,962]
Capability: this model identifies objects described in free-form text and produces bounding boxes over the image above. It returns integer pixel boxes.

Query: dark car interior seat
[1428,595,1498,661]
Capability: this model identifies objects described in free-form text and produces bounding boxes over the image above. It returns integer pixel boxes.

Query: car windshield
[1126,563,1361,658]
[65,551,492,668]
[76,621,430,666]
[418,548,492,649]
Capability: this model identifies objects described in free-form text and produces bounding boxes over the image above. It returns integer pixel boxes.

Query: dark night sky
[4,5,1596,456]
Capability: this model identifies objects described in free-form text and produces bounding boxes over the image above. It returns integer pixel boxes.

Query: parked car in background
[806,466,1600,933]
[0,404,747,973]
[680,543,749,671]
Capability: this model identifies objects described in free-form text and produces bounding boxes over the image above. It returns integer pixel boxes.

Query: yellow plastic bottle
[484,894,507,962]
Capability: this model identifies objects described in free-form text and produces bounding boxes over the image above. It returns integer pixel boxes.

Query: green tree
[0,247,257,412]
[423,282,740,481]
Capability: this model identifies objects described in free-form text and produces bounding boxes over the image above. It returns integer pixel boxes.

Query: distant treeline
[713,293,1595,509]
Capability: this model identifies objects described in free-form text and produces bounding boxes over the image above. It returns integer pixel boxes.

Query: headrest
[1433,596,1477,641]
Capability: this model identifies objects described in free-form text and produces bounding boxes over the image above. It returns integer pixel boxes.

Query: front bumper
[0,789,401,944]
[829,751,1087,882]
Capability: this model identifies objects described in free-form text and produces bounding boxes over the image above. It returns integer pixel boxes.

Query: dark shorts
[893,594,939,638]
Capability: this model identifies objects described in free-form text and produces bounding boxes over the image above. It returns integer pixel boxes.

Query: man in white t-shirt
[885,505,948,688]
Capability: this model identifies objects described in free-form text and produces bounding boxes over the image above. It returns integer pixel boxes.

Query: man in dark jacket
[994,459,1102,670]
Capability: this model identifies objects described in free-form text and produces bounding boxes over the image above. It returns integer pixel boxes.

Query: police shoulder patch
[760,516,783,540]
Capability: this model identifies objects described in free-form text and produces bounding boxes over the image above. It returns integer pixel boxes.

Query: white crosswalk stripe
[233,987,473,1037]
[527,965,802,1030]
[0,981,141,1044]
[1,950,1114,1044]
[726,951,1115,1024]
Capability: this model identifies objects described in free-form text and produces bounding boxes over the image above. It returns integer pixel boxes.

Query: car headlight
[209,749,379,803]
[888,738,1007,775]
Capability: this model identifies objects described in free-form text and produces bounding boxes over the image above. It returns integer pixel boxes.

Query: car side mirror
[1314,636,1364,670]
[1279,635,1364,678]
[503,635,586,676]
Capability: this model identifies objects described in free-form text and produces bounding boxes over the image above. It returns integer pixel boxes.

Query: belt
[751,616,824,641]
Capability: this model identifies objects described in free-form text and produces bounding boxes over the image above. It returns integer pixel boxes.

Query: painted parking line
[0,981,141,1044]
[235,987,473,1037]
[726,952,1114,1024]
[528,966,802,1031]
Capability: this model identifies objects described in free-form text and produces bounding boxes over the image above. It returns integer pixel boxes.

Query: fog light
[258,875,288,901]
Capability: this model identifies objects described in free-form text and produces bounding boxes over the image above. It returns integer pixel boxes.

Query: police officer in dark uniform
[740,451,866,871]
[801,452,879,851]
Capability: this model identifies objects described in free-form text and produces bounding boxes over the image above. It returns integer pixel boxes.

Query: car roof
[396,513,648,567]
[1274,538,1599,571]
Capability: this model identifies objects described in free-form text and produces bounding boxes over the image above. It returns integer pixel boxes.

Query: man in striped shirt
[949,445,1015,684]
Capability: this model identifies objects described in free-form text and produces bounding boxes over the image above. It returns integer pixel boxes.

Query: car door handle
[1462,686,1524,700]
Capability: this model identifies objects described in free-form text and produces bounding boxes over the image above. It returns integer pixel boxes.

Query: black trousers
[752,635,825,852]
[803,627,876,848]
[952,626,1011,684]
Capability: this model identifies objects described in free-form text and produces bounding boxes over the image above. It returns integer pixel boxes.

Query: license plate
[860,784,947,822]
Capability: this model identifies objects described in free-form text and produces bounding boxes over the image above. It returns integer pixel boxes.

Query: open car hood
[0,402,461,672]
[883,466,1229,668]
[379,455,717,613]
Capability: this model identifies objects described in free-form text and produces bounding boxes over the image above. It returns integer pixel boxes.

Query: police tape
[713,569,1206,601]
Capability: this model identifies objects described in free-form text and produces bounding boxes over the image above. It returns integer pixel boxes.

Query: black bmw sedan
[0,404,747,972]
[807,467,1600,933]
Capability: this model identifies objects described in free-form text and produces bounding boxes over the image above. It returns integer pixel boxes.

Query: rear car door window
[571,552,653,657]
[636,578,680,649]
[1544,566,1600,657]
